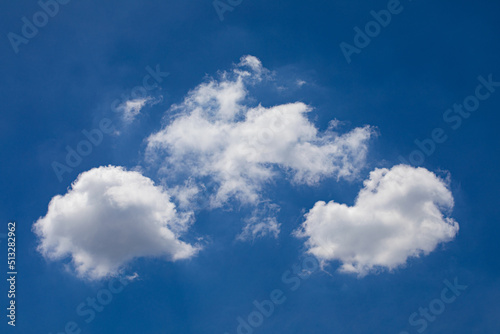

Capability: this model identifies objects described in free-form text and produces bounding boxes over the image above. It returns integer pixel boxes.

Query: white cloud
[296,165,459,276]
[238,217,280,241]
[117,97,161,123]
[296,79,307,87]
[237,203,281,241]
[146,55,374,211]
[168,181,201,209]
[33,166,198,280]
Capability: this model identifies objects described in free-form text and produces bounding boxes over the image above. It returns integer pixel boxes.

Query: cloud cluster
[296,165,459,276]
[33,166,198,280]
[35,56,460,280]
[146,56,374,211]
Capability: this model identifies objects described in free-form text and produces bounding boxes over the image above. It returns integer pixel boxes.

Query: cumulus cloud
[146,56,374,213]
[33,166,198,280]
[296,165,459,276]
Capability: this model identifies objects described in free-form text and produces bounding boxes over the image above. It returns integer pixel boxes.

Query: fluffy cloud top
[33,166,198,280]
[296,165,459,276]
[146,56,374,211]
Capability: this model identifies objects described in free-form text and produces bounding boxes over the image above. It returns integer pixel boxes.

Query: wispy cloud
[116,96,162,124]
[237,203,281,241]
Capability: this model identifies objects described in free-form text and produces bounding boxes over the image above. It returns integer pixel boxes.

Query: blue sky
[1,0,500,333]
